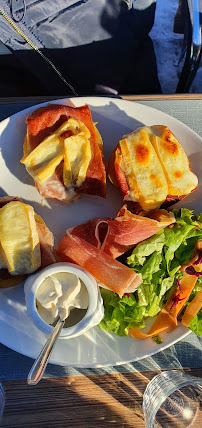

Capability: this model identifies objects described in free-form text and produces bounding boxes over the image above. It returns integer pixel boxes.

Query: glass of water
[142,370,202,428]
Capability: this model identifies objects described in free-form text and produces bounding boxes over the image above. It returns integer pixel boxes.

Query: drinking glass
[142,370,202,428]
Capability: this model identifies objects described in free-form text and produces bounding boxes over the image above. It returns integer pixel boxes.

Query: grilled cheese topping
[119,128,168,210]
[149,125,198,196]
[21,118,92,189]
[116,126,198,210]
[63,119,91,188]
[0,201,41,275]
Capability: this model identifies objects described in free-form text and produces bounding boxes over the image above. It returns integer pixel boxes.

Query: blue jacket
[0,0,159,95]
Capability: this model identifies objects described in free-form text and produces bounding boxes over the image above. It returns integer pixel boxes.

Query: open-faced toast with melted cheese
[21,104,106,202]
[0,196,55,288]
[108,125,198,212]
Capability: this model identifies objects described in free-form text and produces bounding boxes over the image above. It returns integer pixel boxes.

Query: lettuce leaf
[99,208,202,337]
[127,231,164,267]
[99,289,145,335]
[164,209,201,274]
[188,309,202,336]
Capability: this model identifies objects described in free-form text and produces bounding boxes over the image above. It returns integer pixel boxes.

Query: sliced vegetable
[181,288,202,327]
[129,268,201,339]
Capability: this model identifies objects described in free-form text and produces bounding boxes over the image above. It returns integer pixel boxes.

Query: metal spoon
[27,318,65,385]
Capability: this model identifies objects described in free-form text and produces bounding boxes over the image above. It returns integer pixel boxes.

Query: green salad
[99,208,202,338]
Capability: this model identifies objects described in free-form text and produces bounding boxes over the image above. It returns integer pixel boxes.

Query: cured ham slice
[35,214,56,268]
[56,232,142,297]
[56,206,175,295]
[67,205,175,259]
[68,217,110,249]
[0,196,20,207]
[23,104,106,200]
[101,206,175,258]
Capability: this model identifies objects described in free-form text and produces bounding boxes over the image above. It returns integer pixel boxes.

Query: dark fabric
[0,0,161,96]
[173,0,186,34]
[0,54,46,96]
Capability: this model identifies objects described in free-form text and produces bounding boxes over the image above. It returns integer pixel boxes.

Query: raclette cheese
[149,125,198,196]
[63,119,91,188]
[21,118,92,189]
[119,129,168,211]
[0,201,41,275]
[109,125,198,211]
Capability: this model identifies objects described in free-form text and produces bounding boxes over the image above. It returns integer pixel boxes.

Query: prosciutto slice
[102,206,175,258]
[67,205,175,259]
[56,232,142,297]
[25,104,106,199]
[56,206,175,296]
[35,217,56,268]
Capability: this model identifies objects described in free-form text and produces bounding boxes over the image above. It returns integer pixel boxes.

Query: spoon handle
[27,319,65,385]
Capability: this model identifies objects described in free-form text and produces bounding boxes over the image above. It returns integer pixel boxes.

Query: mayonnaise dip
[36,272,89,325]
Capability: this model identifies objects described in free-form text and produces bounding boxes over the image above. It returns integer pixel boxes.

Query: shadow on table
[1,338,202,428]
[1,334,202,381]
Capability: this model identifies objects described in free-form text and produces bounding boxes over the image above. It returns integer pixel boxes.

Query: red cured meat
[69,217,110,249]
[0,196,20,207]
[67,205,175,259]
[36,221,56,268]
[56,232,142,297]
[102,206,175,258]
[56,206,175,295]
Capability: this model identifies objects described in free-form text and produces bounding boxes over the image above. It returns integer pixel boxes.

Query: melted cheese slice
[120,128,168,210]
[21,133,64,184]
[63,119,91,188]
[21,118,92,189]
[149,125,198,195]
[0,202,41,275]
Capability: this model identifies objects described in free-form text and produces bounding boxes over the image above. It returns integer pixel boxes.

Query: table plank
[1,369,202,428]
[0,94,202,104]
[122,94,202,101]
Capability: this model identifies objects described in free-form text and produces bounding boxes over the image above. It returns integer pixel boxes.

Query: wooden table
[0,94,202,427]
[1,368,202,427]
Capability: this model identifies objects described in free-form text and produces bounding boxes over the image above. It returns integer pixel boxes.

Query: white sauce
[36,272,89,325]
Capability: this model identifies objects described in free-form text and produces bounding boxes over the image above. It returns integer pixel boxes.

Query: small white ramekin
[24,262,104,339]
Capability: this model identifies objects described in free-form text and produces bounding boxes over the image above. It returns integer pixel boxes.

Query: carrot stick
[181,288,202,327]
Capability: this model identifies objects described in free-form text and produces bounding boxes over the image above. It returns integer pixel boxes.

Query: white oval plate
[0,97,202,367]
